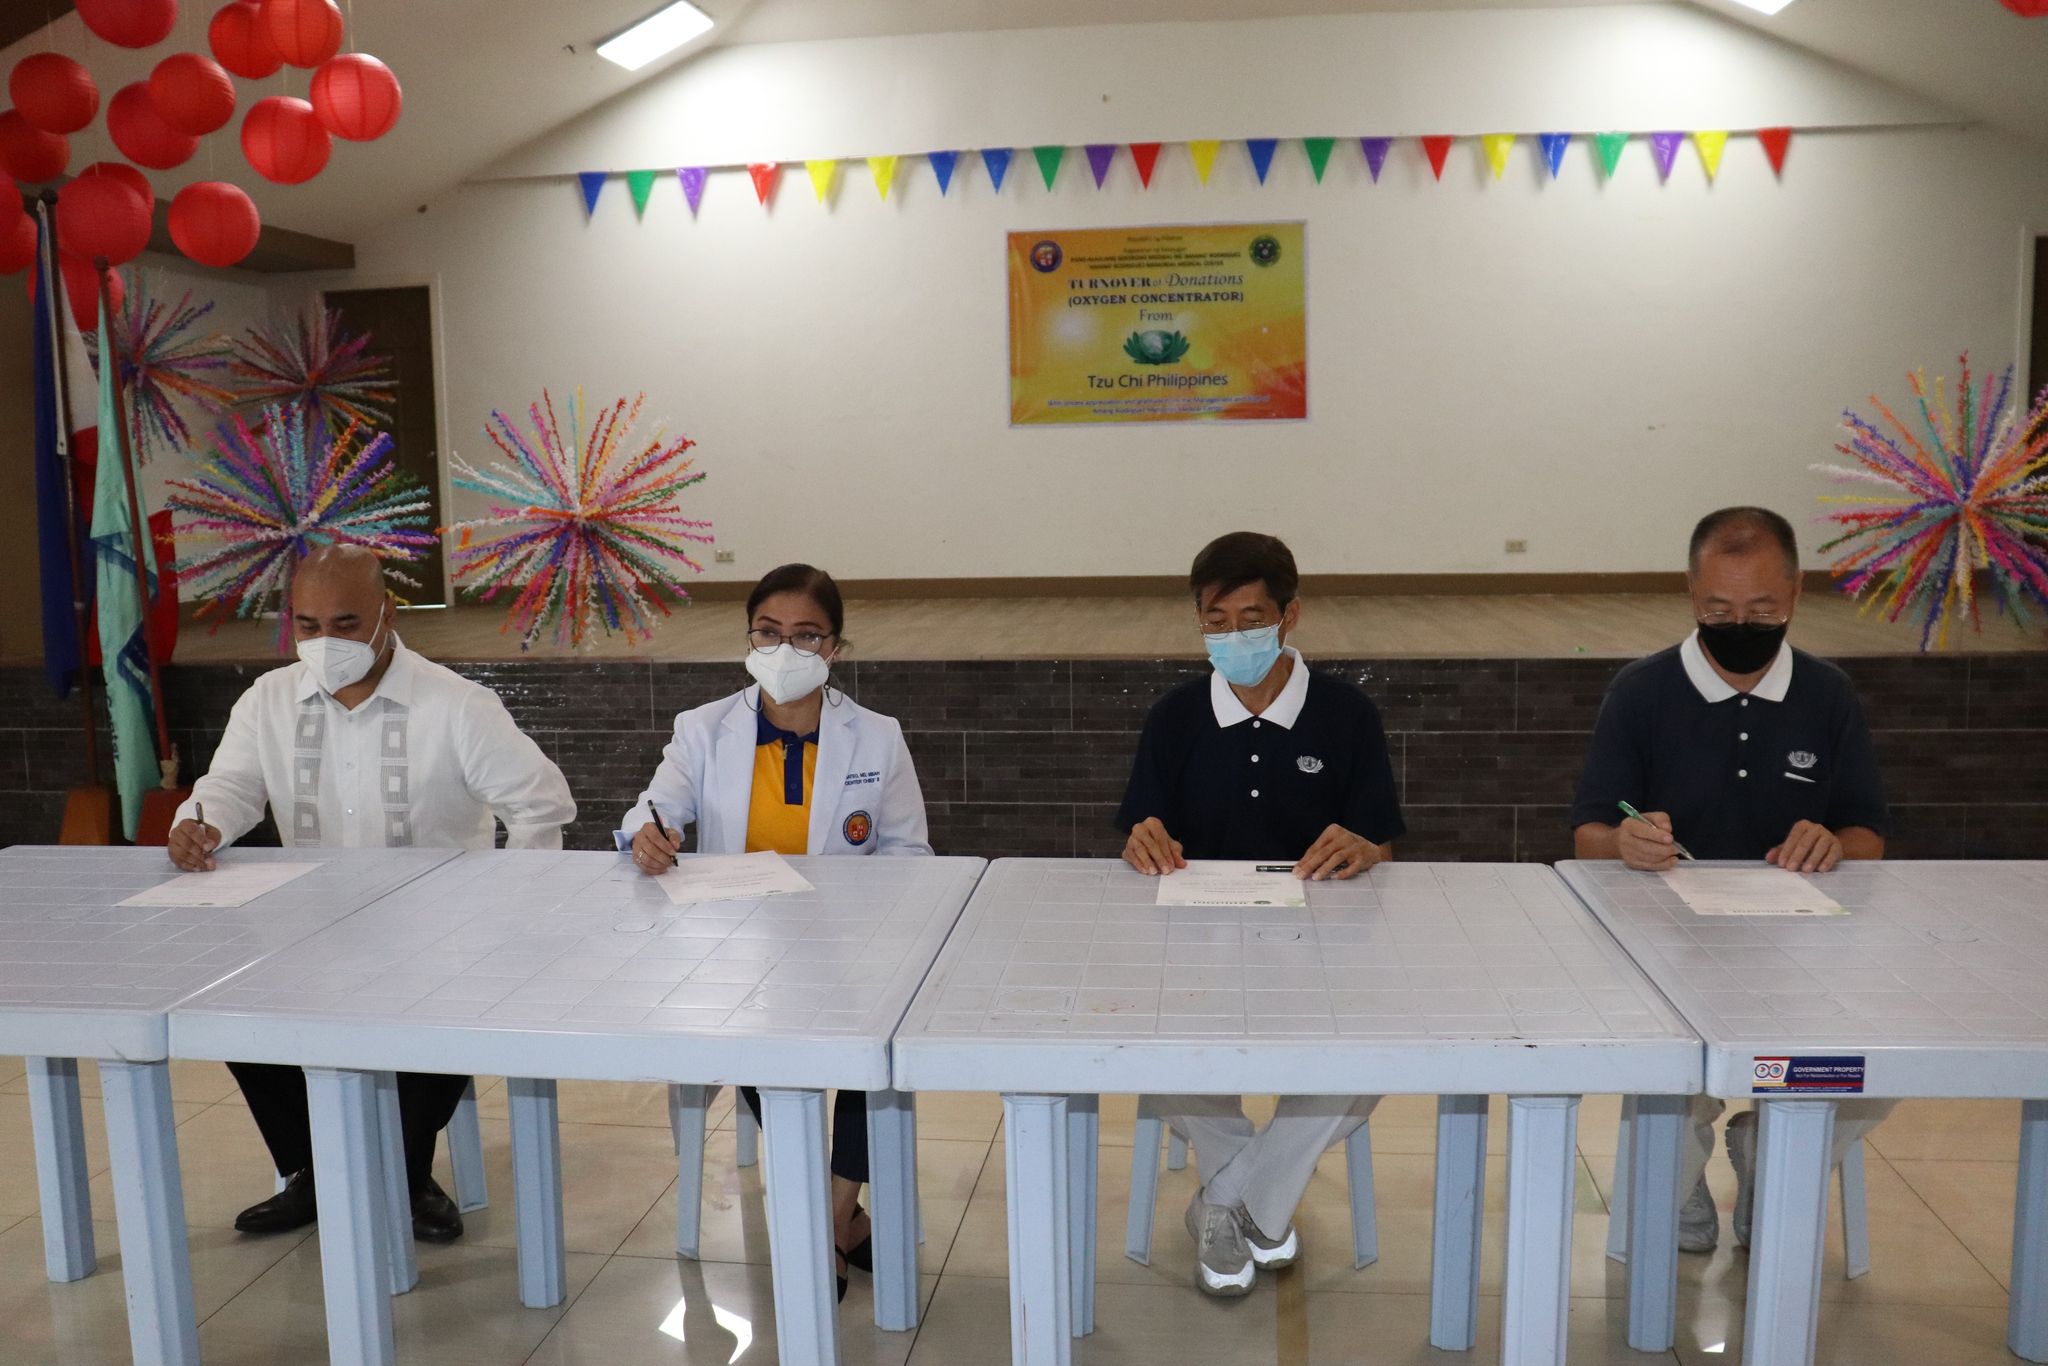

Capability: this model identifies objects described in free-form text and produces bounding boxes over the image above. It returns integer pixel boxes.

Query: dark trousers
[741,1086,869,1185]
[228,1061,469,1193]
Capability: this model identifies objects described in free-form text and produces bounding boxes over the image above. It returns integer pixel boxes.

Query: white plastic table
[1558,859,2048,1366]
[170,849,986,1366]
[0,844,455,1366]
[891,858,1704,1366]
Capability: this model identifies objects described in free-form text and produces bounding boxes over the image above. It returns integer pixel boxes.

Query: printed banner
[1007,222,1307,425]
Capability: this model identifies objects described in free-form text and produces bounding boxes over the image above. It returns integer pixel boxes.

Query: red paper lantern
[168,180,260,267]
[108,82,198,170]
[10,54,100,135]
[0,109,69,182]
[75,159,157,220]
[149,53,237,136]
[241,95,329,183]
[310,53,400,141]
[58,172,151,266]
[59,252,122,327]
[0,200,35,275]
[78,0,180,49]
[210,1,281,79]
[262,0,344,69]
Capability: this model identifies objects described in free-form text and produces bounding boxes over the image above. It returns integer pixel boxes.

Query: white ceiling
[8,0,2048,252]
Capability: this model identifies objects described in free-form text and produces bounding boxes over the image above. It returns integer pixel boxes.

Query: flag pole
[37,192,100,786]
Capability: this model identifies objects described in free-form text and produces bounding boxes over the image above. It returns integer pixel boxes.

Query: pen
[648,803,679,866]
[1617,800,1695,861]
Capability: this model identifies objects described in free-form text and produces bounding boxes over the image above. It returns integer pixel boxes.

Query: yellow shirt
[744,712,818,856]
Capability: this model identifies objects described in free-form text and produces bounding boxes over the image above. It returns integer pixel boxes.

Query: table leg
[672,1083,709,1258]
[1066,1093,1098,1339]
[509,1078,566,1309]
[1742,1099,1834,1366]
[1606,1094,1636,1265]
[304,1066,396,1366]
[760,1087,842,1366]
[26,1056,95,1281]
[1431,1094,1488,1351]
[2011,1099,2048,1363]
[1501,1096,1579,1366]
[99,1060,199,1366]
[447,1078,489,1213]
[1624,1094,1685,1352]
[867,1087,919,1331]
[371,1072,418,1295]
[1002,1093,1072,1366]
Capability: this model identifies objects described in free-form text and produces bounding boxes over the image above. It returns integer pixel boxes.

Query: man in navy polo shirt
[1572,505,1894,1253]
[1116,531,1405,1296]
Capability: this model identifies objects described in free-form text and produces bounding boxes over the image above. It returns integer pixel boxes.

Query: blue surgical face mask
[1205,624,1284,687]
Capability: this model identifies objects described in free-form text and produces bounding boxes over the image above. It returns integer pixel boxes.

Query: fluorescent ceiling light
[597,1,714,71]
[1727,0,1798,13]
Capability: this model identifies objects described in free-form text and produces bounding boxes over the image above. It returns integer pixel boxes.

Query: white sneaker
[1726,1111,1758,1249]
[1678,1174,1719,1254]
[1184,1197,1254,1297]
[1235,1206,1299,1269]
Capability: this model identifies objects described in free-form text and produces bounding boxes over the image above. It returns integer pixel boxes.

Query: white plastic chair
[1124,1096,1379,1269]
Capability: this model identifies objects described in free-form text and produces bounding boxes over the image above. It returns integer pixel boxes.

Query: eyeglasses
[747,628,835,657]
[1697,612,1790,629]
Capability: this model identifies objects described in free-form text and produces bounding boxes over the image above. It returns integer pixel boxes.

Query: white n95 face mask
[746,643,832,705]
[298,617,389,694]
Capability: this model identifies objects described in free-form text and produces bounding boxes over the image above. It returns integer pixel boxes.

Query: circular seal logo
[1029,239,1063,273]
[1754,1061,1786,1082]
[1249,234,1281,267]
[843,810,873,847]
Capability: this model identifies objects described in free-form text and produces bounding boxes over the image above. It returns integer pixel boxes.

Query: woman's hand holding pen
[631,820,682,875]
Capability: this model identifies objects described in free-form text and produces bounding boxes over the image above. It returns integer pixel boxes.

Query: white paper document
[653,852,816,907]
[1660,867,1846,917]
[119,861,325,909]
[1156,860,1307,907]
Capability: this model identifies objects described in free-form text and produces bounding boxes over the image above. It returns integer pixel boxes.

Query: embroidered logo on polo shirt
[1788,751,1817,770]
[1297,756,1325,774]
[843,811,873,846]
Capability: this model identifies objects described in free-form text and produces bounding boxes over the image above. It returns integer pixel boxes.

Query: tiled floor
[0,1068,2029,1364]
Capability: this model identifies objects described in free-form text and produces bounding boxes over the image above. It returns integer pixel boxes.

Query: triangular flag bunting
[625,169,657,217]
[1693,130,1728,181]
[1757,126,1793,176]
[1650,131,1684,181]
[1303,136,1334,183]
[748,162,779,205]
[1033,145,1064,189]
[981,148,1012,192]
[1245,138,1278,184]
[677,166,707,214]
[1420,135,1454,181]
[1188,139,1221,184]
[1480,134,1514,180]
[806,159,838,202]
[928,150,959,195]
[1085,143,1116,188]
[1538,132,1571,179]
[1593,132,1628,179]
[868,155,899,199]
[1130,142,1162,187]
[577,171,607,215]
[1360,137,1392,182]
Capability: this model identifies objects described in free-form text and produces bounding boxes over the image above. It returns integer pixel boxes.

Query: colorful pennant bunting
[1480,134,1514,180]
[805,159,838,202]
[1131,141,1162,187]
[1538,132,1572,179]
[678,166,707,214]
[1758,126,1793,176]
[1034,145,1064,189]
[1188,139,1221,184]
[1303,136,1334,183]
[1421,135,1454,181]
[1594,132,1628,179]
[625,169,657,217]
[981,148,1012,192]
[1360,136,1392,182]
[1650,131,1685,181]
[578,171,606,215]
[1085,143,1116,188]
[1245,137,1278,184]
[868,155,898,199]
[929,150,959,195]
[1694,130,1728,181]
[747,162,779,205]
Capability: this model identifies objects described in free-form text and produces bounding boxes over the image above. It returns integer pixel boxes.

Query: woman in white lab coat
[621,563,930,1298]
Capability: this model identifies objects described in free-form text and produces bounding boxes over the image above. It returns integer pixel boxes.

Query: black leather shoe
[235,1169,317,1234]
[411,1177,464,1243]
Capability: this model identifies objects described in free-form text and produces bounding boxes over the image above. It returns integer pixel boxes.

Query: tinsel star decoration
[445,389,713,650]
[166,405,437,651]
[83,271,235,463]
[1816,353,2048,650]
[229,308,396,437]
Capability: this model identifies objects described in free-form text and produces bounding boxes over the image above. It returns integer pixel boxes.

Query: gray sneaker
[1726,1111,1758,1249]
[1235,1205,1299,1269]
[1184,1197,1254,1296]
[1678,1174,1719,1253]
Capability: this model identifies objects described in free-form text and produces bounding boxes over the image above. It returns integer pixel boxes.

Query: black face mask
[1696,620,1787,676]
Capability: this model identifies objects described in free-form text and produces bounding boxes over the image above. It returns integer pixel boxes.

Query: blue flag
[981,148,1012,192]
[30,211,81,699]
[928,150,959,196]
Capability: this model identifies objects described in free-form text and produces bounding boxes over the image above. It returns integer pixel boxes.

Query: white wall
[332,4,2047,582]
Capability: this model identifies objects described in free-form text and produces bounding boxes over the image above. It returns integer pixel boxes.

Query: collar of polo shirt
[1679,629,1793,704]
[1209,644,1311,728]
[293,632,416,708]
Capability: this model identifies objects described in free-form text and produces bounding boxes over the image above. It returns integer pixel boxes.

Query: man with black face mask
[1570,505,1893,1255]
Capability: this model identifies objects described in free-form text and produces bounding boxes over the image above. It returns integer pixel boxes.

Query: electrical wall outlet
[1505,539,1528,554]
[714,550,735,563]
